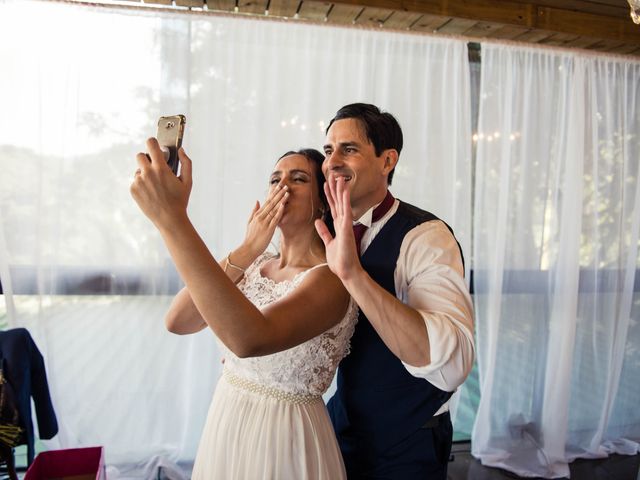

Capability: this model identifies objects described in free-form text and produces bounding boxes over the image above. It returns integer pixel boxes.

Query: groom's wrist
[339,261,366,287]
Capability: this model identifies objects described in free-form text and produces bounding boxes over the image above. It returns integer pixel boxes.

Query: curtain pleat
[472,43,640,478]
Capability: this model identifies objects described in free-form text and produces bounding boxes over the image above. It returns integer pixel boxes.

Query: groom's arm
[393,221,475,390]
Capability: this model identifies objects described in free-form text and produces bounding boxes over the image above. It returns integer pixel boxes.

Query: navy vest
[328,201,463,472]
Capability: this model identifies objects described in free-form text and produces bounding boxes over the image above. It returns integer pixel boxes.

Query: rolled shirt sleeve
[395,220,475,392]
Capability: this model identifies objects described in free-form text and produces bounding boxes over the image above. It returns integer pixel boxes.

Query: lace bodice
[218,253,358,396]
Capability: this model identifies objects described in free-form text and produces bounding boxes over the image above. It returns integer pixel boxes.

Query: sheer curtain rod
[49,0,640,62]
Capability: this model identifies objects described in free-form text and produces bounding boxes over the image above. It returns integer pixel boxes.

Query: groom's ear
[382,150,398,175]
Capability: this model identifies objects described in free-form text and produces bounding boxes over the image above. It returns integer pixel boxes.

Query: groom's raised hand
[314,175,363,282]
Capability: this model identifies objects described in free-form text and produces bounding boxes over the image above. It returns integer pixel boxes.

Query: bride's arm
[157,211,349,357]
[243,266,352,356]
[165,288,206,334]
[163,159,289,336]
[164,255,250,335]
[132,139,350,356]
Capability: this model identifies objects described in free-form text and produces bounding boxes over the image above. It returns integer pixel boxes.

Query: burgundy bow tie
[353,191,395,255]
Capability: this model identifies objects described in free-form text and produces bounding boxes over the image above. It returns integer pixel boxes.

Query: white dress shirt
[355,198,475,415]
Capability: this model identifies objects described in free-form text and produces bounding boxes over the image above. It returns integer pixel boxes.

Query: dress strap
[290,263,328,285]
[305,262,328,274]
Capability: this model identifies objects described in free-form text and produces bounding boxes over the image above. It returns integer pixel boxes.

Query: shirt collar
[354,200,382,228]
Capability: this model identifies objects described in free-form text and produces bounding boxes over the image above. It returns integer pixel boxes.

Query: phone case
[157,115,186,175]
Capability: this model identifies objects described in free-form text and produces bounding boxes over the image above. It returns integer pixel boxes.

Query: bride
[131,139,357,479]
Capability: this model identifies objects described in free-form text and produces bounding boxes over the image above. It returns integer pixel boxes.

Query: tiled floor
[449,442,640,480]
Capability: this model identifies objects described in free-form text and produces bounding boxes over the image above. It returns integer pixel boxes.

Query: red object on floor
[24,446,105,480]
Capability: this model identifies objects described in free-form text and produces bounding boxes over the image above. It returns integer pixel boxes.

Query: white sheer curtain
[0,0,471,475]
[472,43,640,478]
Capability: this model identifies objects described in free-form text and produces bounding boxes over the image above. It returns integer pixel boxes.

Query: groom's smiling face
[322,118,390,219]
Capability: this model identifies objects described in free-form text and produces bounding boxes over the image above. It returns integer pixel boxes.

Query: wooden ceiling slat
[381,11,423,29]
[434,18,478,34]
[354,6,394,26]
[331,0,533,27]
[512,28,557,42]
[207,0,237,12]
[562,36,603,48]
[268,0,299,17]
[538,37,566,46]
[608,44,640,54]
[590,0,632,7]
[487,24,531,39]
[545,32,580,43]
[74,0,640,57]
[175,0,204,6]
[503,0,629,19]
[326,4,365,23]
[536,31,581,46]
[463,21,506,38]
[328,0,640,54]
[237,0,267,14]
[586,39,627,51]
[449,0,534,26]
[401,0,534,26]
[409,13,450,32]
[297,0,332,20]
[329,0,400,9]
[603,41,632,52]
[535,6,640,42]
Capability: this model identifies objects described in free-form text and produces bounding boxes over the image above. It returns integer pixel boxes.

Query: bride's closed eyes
[269,171,311,185]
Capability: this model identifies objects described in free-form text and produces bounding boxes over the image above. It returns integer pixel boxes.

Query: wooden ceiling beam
[207,0,236,11]
[535,6,640,42]
[329,0,640,44]
[382,10,424,28]
[267,0,299,17]
[505,0,628,19]
[69,0,640,56]
[175,0,205,6]
[297,1,332,20]
[237,0,267,14]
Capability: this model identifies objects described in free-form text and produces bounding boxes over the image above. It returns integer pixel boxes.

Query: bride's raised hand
[240,184,289,258]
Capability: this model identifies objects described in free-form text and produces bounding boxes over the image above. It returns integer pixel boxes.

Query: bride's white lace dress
[191,253,358,479]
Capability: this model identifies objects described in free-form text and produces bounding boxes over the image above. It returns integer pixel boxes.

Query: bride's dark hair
[277,149,334,236]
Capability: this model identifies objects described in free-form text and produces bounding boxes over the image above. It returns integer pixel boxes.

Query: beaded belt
[223,370,321,405]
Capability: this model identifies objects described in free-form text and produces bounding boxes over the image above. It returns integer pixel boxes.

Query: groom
[315,103,475,479]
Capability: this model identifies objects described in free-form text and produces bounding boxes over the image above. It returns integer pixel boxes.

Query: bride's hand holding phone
[131,137,193,230]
